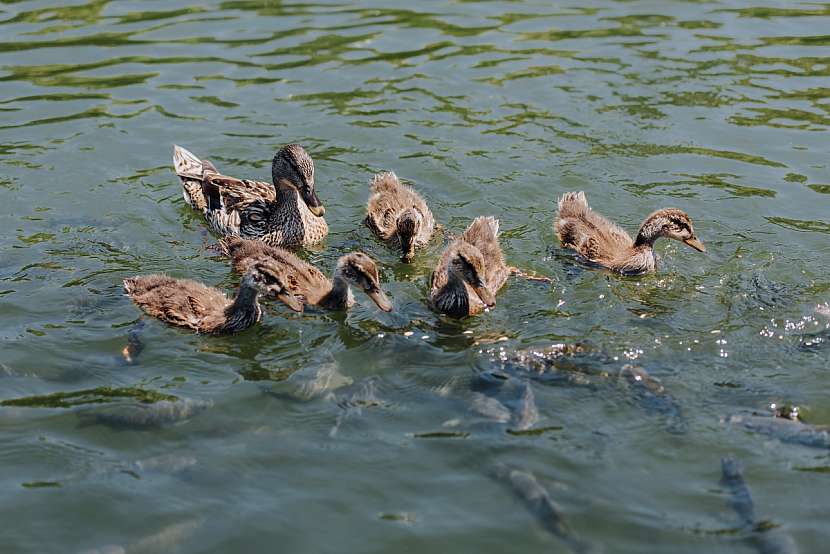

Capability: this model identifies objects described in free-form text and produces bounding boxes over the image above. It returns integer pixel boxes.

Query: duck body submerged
[220,237,393,312]
[554,191,705,275]
[364,171,435,262]
[124,264,302,334]
[173,144,328,247]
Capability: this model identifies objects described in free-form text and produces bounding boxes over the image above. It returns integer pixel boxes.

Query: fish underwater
[719,456,798,554]
[490,463,596,554]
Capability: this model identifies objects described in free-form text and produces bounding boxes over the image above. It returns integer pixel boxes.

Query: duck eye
[247,212,264,223]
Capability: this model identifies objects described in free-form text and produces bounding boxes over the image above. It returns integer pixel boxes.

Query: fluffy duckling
[430,216,509,318]
[364,171,435,262]
[173,144,328,247]
[554,191,705,275]
[124,264,303,334]
[220,237,393,312]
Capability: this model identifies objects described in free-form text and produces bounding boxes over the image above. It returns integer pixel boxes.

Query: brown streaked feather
[124,274,232,332]
[202,174,276,208]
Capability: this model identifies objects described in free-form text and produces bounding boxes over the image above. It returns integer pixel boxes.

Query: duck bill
[274,289,304,313]
[302,188,325,217]
[683,237,706,252]
[472,284,496,308]
[400,239,416,263]
[367,288,393,312]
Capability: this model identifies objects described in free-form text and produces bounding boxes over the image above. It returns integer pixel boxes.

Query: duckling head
[396,207,423,262]
[635,208,705,252]
[249,263,304,313]
[449,242,496,308]
[337,253,393,312]
[272,144,325,217]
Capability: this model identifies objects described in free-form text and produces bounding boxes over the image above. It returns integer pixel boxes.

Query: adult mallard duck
[220,237,393,312]
[364,171,435,262]
[430,216,509,318]
[173,144,328,247]
[554,191,705,275]
[123,263,303,334]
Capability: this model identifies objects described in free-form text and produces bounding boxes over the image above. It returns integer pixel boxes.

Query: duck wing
[173,145,276,236]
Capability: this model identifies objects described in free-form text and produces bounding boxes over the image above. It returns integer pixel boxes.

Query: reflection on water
[1,0,829,552]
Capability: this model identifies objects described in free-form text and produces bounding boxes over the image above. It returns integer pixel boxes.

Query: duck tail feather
[472,215,499,238]
[173,145,204,179]
[369,171,400,192]
[557,191,589,217]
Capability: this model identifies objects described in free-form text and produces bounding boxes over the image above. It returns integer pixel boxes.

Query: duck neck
[320,269,353,310]
[275,185,302,219]
[269,184,328,246]
[222,283,262,331]
[633,217,663,249]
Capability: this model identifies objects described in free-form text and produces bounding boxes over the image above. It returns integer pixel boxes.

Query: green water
[1,1,829,552]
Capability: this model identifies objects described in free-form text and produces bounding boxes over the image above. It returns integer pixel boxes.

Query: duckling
[430,216,509,318]
[123,263,303,334]
[173,144,328,247]
[554,191,705,275]
[364,171,435,262]
[220,237,393,312]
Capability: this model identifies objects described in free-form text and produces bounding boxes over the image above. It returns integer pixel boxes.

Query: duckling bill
[364,171,435,262]
[554,191,705,275]
[124,263,302,335]
[220,237,393,312]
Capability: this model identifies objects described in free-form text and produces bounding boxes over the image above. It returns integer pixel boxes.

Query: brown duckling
[220,237,393,312]
[554,191,705,275]
[123,264,303,334]
[173,144,328,247]
[430,216,509,318]
[364,171,435,262]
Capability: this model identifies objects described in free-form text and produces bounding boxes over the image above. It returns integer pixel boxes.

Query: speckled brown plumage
[173,145,328,247]
[123,264,302,334]
[364,171,435,261]
[220,237,393,312]
[430,216,508,318]
[554,191,705,275]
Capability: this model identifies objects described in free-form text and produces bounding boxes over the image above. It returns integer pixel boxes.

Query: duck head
[272,144,325,217]
[449,242,495,308]
[336,252,393,312]
[635,208,705,252]
[397,207,423,262]
[249,262,304,312]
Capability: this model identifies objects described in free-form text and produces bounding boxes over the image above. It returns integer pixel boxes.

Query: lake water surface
[1,1,828,552]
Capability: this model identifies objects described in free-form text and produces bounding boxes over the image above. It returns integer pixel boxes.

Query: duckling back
[219,237,331,306]
[124,274,229,331]
[365,171,434,246]
[554,191,634,265]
